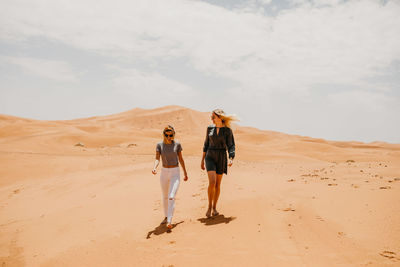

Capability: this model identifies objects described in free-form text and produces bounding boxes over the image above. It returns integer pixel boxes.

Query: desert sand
[0,105,399,267]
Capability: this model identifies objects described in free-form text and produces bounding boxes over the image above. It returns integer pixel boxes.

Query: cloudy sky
[1,0,399,143]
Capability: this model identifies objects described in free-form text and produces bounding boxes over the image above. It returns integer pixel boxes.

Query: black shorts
[205,150,227,175]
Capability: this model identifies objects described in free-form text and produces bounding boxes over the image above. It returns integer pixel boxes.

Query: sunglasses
[164,134,174,137]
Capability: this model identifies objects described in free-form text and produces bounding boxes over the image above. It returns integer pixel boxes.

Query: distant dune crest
[0,106,398,152]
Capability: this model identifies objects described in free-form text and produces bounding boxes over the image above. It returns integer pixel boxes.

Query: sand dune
[0,106,399,266]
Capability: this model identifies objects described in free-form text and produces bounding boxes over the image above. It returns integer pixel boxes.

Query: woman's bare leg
[212,174,223,214]
[207,171,216,217]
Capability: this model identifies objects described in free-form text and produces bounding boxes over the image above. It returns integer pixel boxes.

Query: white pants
[160,167,180,223]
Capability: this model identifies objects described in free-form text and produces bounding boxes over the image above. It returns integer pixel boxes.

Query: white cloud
[108,66,198,107]
[327,90,393,112]
[3,0,398,94]
[3,56,78,83]
[110,67,191,93]
[242,0,273,6]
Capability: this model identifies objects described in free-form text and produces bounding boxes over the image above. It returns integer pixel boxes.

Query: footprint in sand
[379,186,391,190]
[282,208,295,212]
[192,193,200,197]
[379,251,398,260]
[8,189,22,199]
[153,200,161,211]
[328,183,338,186]
[287,179,295,182]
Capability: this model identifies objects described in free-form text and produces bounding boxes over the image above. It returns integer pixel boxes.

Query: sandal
[212,210,219,216]
[206,208,212,218]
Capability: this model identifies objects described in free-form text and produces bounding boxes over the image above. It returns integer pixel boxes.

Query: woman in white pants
[152,125,188,229]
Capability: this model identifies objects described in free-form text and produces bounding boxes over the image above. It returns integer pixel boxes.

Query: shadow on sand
[197,214,236,226]
[146,221,184,239]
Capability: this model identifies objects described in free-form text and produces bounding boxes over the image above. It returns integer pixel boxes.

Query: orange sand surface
[0,105,399,266]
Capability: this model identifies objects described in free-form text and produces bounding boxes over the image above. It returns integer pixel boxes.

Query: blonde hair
[162,125,175,143]
[213,109,238,128]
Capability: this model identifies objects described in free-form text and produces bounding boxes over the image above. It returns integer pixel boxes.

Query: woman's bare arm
[152,151,161,174]
[178,151,188,181]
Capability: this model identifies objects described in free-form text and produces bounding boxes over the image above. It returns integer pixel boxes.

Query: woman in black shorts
[201,109,236,218]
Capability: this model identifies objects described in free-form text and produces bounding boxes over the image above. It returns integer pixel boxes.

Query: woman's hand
[152,156,160,175]
[228,158,233,167]
[184,174,189,181]
[201,160,205,170]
